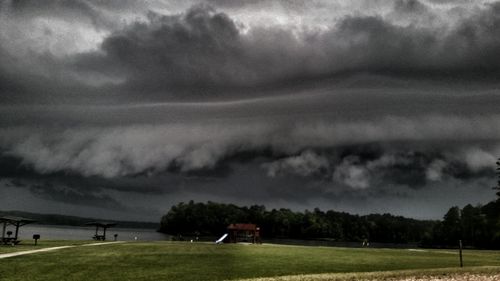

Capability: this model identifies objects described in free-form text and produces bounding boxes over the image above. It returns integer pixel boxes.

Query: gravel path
[0,241,125,259]
[363,273,500,281]
[237,273,500,281]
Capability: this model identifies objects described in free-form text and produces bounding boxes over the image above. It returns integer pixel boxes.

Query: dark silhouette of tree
[442,206,461,245]
[160,201,434,243]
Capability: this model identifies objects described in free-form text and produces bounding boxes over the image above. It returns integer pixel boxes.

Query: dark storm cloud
[0,149,191,195]
[263,145,497,190]
[10,0,103,24]
[27,182,127,210]
[200,0,318,12]
[0,128,497,220]
[1,117,498,185]
[64,1,500,98]
[2,0,500,102]
[71,5,264,93]
[0,166,129,211]
[0,39,101,104]
[393,0,429,14]
[0,153,183,210]
[1,1,500,220]
[4,0,142,30]
[203,0,268,8]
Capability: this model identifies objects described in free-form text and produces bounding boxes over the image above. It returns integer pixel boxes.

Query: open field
[0,242,499,281]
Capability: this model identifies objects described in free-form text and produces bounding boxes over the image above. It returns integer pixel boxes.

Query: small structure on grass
[85,222,116,241]
[1,216,36,245]
[227,223,261,244]
[33,234,40,245]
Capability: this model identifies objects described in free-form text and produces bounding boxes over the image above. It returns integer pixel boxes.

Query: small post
[14,222,19,240]
[2,221,6,240]
[33,234,40,246]
[459,240,463,267]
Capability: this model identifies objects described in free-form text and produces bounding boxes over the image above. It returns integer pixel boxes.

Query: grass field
[0,240,90,254]
[0,241,499,281]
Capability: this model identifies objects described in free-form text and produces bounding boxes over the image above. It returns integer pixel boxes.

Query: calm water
[6,224,417,248]
[8,224,171,241]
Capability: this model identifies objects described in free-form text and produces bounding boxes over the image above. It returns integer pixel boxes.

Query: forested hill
[0,210,159,229]
[160,201,436,244]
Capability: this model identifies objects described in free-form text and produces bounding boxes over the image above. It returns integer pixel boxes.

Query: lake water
[9,224,171,241]
[7,225,418,248]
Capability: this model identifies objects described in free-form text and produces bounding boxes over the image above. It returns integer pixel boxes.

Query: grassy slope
[0,242,499,281]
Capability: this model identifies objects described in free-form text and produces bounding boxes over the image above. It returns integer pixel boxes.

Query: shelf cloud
[0,0,499,220]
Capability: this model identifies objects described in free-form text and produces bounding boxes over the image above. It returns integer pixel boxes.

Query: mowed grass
[0,242,499,281]
[0,240,89,254]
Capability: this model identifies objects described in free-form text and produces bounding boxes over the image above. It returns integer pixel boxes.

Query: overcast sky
[1,0,500,222]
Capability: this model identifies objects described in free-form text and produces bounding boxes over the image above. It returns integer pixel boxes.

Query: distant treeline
[160,199,500,248]
[0,210,159,229]
[159,201,435,243]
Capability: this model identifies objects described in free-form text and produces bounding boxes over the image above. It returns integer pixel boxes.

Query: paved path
[0,241,125,259]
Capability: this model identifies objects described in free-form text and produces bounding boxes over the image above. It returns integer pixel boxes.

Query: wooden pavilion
[227,223,261,244]
[1,216,36,245]
[85,222,116,241]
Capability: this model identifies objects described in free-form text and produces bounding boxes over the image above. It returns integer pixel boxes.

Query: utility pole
[458,240,463,267]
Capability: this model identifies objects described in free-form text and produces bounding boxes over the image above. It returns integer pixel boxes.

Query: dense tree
[419,199,500,249]
[160,201,435,244]
[441,206,462,245]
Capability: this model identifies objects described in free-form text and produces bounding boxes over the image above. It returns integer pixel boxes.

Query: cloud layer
[2,0,500,102]
[2,114,499,179]
[1,0,500,220]
[65,1,500,97]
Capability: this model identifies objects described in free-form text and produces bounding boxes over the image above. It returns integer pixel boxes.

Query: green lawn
[0,240,90,254]
[0,242,499,281]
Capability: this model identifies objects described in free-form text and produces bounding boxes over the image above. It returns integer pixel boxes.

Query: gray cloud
[264,150,330,178]
[333,156,371,189]
[27,181,127,210]
[2,1,499,102]
[5,0,115,29]
[1,1,500,220]
[66,1,500,99]
[1,114,499,179]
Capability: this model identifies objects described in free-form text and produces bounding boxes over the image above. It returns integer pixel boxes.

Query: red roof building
[227,223,261,244]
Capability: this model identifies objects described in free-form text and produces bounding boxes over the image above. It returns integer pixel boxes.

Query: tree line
[159,201,434,244]
[160,198,500,248]
[422,200,500,248]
